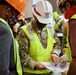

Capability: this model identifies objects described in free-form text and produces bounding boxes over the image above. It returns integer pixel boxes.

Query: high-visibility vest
[21,23,56,74]
[54,19,63,30]
[0,18,22,75]
[64,21,72,62]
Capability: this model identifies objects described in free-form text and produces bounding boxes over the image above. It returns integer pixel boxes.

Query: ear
[6,8,11,15]
[66,2,71,10]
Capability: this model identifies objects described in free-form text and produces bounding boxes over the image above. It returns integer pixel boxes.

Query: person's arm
[62,24,67,49]
[51,28,69,65]
[0,23,12,75]
[52,33,61,55]
[51,32,61,65]
[16,29,38,70]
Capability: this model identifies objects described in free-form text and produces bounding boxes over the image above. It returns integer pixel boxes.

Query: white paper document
[41,62,69,73]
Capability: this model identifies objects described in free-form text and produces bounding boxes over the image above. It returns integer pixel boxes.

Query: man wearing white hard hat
[16,0,61,75]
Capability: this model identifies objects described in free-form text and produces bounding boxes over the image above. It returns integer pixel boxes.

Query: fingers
[39,64,46,70]
[51,54,60,66]
[35,63,46,70]
[59,54,68,64]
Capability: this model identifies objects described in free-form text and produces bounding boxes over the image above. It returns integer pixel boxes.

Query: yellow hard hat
[6,0,26,16]
[53,12,59,20]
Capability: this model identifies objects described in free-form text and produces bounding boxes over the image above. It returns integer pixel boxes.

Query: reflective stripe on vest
[21,23,56,74]
[47,24,55,38]
[54,19,63,30]
[0,18,22,75]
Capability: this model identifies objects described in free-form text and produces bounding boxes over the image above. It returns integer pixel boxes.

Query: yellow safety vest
[64,21,72,62]
[21,23,56,74]
[54,19,63,30]
[0,18,22,75]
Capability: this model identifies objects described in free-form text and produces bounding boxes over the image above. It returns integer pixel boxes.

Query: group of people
[0,0,76,75]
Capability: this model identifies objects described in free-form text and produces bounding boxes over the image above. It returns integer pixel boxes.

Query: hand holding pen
[51,53,60,66]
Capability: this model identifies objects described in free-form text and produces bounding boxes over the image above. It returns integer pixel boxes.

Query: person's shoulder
[0,21,8,30]
[0,21,12,36]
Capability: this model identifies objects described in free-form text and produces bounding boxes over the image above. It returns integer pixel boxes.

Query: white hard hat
[32,0,53,24]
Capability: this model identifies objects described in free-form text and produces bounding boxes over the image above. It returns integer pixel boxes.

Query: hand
[34,63,46,70]
[13,23,20,33]
[51,53,60,66]
[59,54,68,64]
